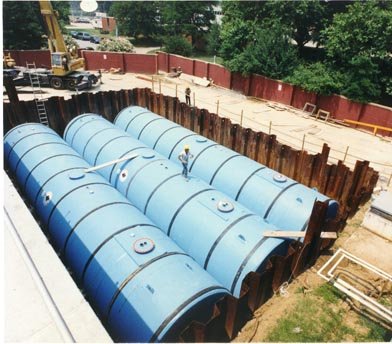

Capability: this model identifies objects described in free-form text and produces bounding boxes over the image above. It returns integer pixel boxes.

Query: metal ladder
[26,62,49,126]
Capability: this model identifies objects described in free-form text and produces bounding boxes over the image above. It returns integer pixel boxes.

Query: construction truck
[39,0,100,90]
[4,1,100,91]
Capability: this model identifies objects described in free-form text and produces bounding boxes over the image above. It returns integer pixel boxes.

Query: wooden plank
[263,230,337,239]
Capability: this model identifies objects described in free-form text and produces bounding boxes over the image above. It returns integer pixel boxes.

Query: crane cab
[51,52,85,77]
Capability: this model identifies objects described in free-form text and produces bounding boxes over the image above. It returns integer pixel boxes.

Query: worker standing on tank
[178,144,193,179]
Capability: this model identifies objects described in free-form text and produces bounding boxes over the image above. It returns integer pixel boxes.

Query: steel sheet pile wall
[3,88,378,341]
[64,115,290,297]
[4,123,228,342]
[115,106,339,231]
[5,49,392,134]
[3,88,378,226]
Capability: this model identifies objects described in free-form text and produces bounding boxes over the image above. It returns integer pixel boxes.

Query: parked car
[90,36,100,44]
[70,31,79,38]
[76,32,92,41]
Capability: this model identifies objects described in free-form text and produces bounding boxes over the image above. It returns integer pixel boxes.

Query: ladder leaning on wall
[26,62,49,126]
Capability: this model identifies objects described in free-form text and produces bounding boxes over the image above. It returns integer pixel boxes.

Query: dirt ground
[6,69,392,185]
[233,198,392,342]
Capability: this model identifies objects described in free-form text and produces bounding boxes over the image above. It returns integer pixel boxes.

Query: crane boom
[39,0,67,53]
[38,0,85,77]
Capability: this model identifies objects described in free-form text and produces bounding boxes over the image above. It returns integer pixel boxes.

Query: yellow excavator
[38,0,99,90]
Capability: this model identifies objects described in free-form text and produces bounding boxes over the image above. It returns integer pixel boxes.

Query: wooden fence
[3,87,379,341]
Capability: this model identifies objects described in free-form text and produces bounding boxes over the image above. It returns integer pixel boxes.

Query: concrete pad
[362,191,392,241]
[371,191,392,218]
[362,211,392,241]
[4,172,112,343]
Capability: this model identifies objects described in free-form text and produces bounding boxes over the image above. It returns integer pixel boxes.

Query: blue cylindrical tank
[4,123,228,342]
[114,106,339,230]
[64,115,288,297]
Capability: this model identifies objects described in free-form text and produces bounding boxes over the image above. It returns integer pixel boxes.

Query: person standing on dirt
[185,87,191,106]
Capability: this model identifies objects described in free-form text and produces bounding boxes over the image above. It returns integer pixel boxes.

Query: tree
[206,23,221,56]
[322,1,392,101]
[160,1,216,45]
[266,0,327,53]
[340,56,382,103]
[219,18,255,61]
[109,2,159,38]
[3,1,45,49]
[322,1,392,64]
[285,62,342,95]
[97,1,113,14]
[221,0,268,23]
[163,36,193,57]
[224,21,298,80]
[52,1,71,28]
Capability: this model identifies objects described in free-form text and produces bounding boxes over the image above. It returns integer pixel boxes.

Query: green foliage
[265,0,327,50]
[323,1,392,102]
[52,1,70,28]
[285,62,342,95]
[159,1,216,43]
[3,1,45,49]
[266,283,388,342]
[313,283,345,304]
[322,1,392,64]
[206,23,221,56]
[63,35,79,50]
[223,21,298,80]
[356,317,390,342]
[97,37,134,52]
[219,18,255,61]
[163,36,193,57]
[109,2,159,38]
[340,55,382,103]
[267,297,354,342]
[221,0,268,23]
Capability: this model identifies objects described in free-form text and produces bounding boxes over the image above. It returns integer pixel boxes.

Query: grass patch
[265,283,391,342]
[191,54,224,65]
[313,283,345,304]
[266,298,353,342]
[379,295,392,308]
[354,317,390,342]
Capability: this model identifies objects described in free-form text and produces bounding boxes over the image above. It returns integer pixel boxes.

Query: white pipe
[334,279,392,323]
[4,208,75,343]
[84,154,139,173]
[326,254,346,278]
[317,248,342,280]
[340,249,392,281]
[336,278,392,317]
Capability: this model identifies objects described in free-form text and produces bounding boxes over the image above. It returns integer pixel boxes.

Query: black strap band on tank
[167,188,213,236]
[263,182,298,219]
[152,125,181,150]
[204,213,258,269]
[61,201,137,256]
